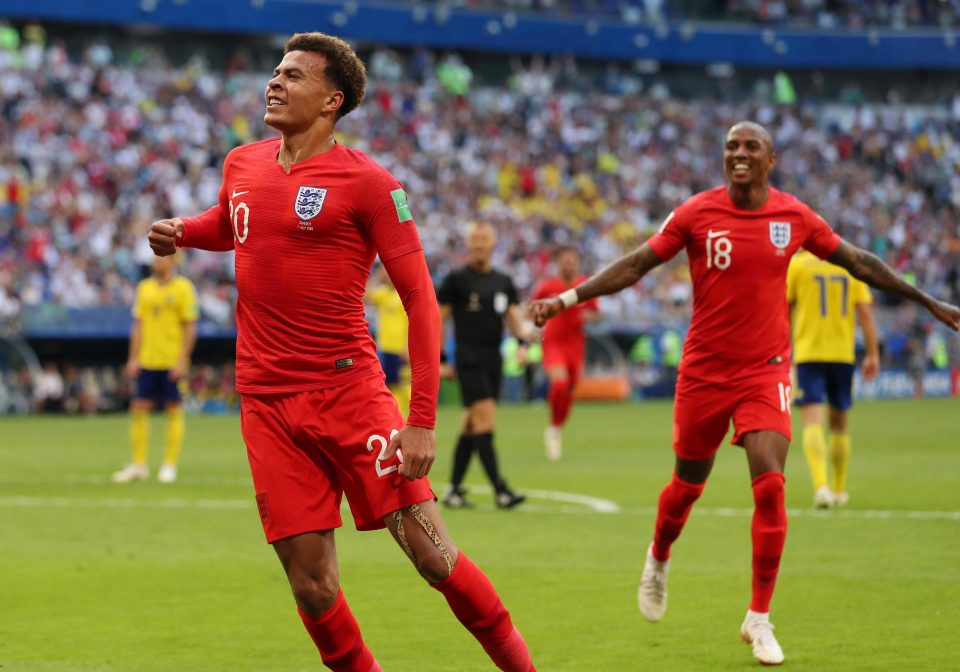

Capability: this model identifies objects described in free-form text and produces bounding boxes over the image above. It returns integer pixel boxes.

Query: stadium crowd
[1,24,959,411]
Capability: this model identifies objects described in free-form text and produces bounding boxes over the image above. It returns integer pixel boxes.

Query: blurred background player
[438,221,531,509]
[366,264,411,415]
[531,121,960,666]
[147,33,536,672]
[787,250,880,508]
[530,246,599,460]
[113,255,198,483]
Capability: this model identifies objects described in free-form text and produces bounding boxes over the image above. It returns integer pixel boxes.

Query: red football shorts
[542,340,585,384]
[240,373,436,542]
[672,368,793,461]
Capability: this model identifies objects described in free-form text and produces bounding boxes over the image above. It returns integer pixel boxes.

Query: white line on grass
[1,493,958,521]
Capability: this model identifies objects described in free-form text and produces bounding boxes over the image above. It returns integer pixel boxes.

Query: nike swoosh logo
[707,229,731,238]
[231,189,249,199]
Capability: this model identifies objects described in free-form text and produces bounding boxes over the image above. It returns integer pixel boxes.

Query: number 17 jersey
[646,186,841,383]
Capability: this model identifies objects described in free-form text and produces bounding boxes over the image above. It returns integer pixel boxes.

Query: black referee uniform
[437,265,525,508]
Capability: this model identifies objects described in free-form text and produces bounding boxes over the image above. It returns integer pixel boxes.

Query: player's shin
[163,407,185,467]
[801,424,828,492]
[750,472,787,613]
[130,408,149,465]
[431,552,536,672]
[297,589,381,672]
[830,433,851,495]
[548,380,572,427]
[652,473,705,561]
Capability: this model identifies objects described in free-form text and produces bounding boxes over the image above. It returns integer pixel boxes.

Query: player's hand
[929,300,960,331]
[384,425,435,480]
[516,344,530,366]
[529,297,564,327]
[123,360,139,379]
[862,353,880,381]
[169,362,187,381]
[439,362,456,380]
[148,218,184,257]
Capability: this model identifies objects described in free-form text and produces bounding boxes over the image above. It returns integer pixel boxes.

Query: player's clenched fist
[931,300,960,331]
[528,297,564,327]
[148,218,184,256]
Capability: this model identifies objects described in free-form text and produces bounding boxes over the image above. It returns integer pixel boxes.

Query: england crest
[769,221,791,250]
[295,186,327,221]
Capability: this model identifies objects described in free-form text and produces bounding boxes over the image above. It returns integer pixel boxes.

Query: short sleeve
[179,280,200,322]
[436,272,457,306]
[801,208,841,259]
[646,208,689,262]
[357,166,423,263]
[852,278,872,305]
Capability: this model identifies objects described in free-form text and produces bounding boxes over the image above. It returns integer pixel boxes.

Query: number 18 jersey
[646,186,841,383]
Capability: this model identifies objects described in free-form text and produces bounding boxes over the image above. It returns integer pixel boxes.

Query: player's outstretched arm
[529,244,663,326]
[829,240,960,331]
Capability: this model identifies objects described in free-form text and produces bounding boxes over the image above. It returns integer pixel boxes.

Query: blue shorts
[795,362,855,411]
[135,368,182,405]
[379,352,402,386]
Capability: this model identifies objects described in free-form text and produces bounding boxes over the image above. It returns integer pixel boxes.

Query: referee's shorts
[455,348,502,407]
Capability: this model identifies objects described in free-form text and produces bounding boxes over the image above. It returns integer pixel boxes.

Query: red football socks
[431,552,536,672]
[652,472,705,562]
[298,589,381,672]
[548,379,572,427]
[750,471,787,613]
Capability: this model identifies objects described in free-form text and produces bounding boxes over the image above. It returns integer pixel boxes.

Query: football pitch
[2,399,958,671]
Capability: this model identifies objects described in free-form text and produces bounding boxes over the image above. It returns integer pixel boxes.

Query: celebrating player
[113,254,197,484]
[147,33,535,672]
[530,121,960,666]
[438,221,530,509]
[530,246,599,461]
[787,250,880,508]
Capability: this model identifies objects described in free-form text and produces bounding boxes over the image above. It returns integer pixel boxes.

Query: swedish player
[112,255,198,483]
[365,265,411,415]
[787,250,879,508]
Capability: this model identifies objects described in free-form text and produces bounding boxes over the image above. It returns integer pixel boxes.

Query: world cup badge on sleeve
[769,221,791,254]
[294,186,327,221]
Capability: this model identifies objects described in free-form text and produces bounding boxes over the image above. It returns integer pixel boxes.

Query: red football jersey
[531,276,598,345]
[646,186,841,382]
[180,138,424,393]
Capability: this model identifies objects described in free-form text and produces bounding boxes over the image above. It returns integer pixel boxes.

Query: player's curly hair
[284,32,367,120]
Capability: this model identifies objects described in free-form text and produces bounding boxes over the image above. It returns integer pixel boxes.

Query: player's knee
[752,471,785,509]
[287,568,340,616]
[415,545,457,583]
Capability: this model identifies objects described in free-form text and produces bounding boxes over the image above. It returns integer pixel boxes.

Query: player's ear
[325,90,344,116]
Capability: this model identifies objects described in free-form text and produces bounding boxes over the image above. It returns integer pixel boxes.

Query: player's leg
[384,500,536,672]
[158,372,185,483]
[542,343,570,461]
[826,364,855,506]
[739,429,788,666]
[444,368,482,508]
[113,370,155,482]
[795,363,831,506]
[469,396,524,508]
[639,377,728,621]
[274,531,380,672]
[242,391,381,672]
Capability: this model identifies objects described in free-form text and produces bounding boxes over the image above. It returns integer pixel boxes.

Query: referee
[438,221,531,509]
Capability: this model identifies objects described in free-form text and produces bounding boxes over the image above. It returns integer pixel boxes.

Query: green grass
[1,399,959,671]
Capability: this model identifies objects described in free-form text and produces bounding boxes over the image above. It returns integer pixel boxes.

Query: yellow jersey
[368,285,408,355]
[132,275,199,370]
[786,250,872,364]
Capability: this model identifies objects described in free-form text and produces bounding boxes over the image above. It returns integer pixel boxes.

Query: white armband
[558,288,579,309]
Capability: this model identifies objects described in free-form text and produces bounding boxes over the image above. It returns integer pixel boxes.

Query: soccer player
[530,121,959,666]
[787,250,880,508]
[146,33,535,672]
[113,254,197,484]
[530,246,599,461]
[365,265,411,415]
[438,221,530,509]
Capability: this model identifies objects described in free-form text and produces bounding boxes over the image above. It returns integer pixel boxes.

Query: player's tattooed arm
[576,244,664,303]
[829,239,960,331]
[530,244,663,326]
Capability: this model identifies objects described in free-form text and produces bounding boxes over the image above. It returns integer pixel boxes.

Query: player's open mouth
[731,162,750,176]
[267,97,286,107]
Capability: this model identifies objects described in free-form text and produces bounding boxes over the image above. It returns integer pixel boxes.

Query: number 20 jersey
[646,186,841,383]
